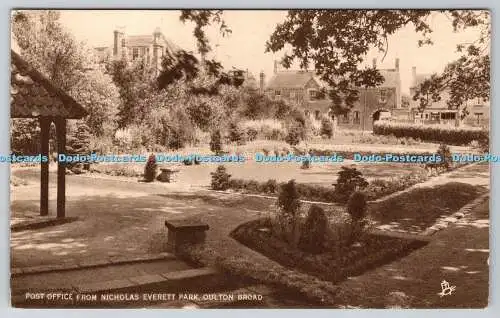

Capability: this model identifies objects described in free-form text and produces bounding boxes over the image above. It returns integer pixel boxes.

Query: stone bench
[165,219,209,254]
[157,168,180,183]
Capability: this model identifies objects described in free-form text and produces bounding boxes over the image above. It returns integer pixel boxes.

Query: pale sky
[56,10,488,94]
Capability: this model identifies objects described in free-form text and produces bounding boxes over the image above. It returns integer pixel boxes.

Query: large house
[93,27,179,75]
[264,58,402,130]
[407,67,490,127]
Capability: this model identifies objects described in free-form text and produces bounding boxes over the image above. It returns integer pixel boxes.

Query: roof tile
[10,50,88,119]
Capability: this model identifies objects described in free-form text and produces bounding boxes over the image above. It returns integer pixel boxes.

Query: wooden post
[55,117,66,219]
[39,117,51,216]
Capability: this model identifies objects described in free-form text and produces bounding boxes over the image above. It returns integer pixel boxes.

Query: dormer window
[275,90,281,98]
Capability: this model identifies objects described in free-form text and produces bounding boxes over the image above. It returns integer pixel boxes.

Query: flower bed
[230,218,428,284]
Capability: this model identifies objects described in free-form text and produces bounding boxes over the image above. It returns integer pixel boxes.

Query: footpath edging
[11,252,175,277]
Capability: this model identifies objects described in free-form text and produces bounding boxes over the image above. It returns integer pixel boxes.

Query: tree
[179,10,232,57]
[413,11,490,114]
[11,10,90,91]
[67,121,91,156]
[266,10,490,114]
[70,70,120,136]
[10,119,40,155]
[107,59,153,127]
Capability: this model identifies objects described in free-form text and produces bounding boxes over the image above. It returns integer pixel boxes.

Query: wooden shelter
[10,50,88,218]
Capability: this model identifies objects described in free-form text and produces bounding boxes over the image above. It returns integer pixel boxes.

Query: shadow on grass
[369,182,487,232]
[10,193,209,267]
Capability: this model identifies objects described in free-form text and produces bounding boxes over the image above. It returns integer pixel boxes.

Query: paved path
[10,169,274,268]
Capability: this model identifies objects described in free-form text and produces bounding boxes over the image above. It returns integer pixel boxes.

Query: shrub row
[228,178,340,202]
[227,173,430,203]
[307,147,435,160]
[373,121,488,146]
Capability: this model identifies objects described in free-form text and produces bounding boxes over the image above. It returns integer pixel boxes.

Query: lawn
[368,182,486,232]
[334,196,489,308]
[89,159,429,189]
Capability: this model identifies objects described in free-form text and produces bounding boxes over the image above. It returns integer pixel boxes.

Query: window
[309,90,318,101]
[379,89,387,103]
[425,113,429,119]
[140,47,146,57]
[132,48,139,60]
[314,110,321,120]
[275,90,281,98]
[353,111,360,124]
[290,91,296,99]
[305,110,310,117]
[441,112,456,120]
[341,113,350,124]
[475,112,483,124]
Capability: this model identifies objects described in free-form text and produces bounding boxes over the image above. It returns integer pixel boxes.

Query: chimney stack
[113,30,124,58]
[412,66,417,80]
[395,58,400,72]
[259,71,265,94]
[372,58,377,68]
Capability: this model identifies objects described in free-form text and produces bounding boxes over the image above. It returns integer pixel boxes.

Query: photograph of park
[9,9,490,308]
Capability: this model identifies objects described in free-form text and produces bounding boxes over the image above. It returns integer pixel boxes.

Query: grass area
[87,159,433,189]
[334,196,489,308]
[369,182,485,232]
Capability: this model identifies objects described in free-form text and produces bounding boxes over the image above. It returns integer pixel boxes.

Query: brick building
[93,27,179,75]
[263,58,402,131]
[407,67,490,127]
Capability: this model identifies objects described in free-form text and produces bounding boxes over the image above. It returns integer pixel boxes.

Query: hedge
[373,121,488,146]
[227,171,430,203]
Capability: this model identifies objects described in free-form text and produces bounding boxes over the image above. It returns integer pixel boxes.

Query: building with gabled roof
[407,66,490,127]
[264,58,402,131]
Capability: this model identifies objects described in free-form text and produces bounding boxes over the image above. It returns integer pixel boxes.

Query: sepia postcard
[9,9,490,308]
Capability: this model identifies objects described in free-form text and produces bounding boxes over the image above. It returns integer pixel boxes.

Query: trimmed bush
[272,180,303,247]
[437,143,452,170]
[320,117,334,138]
[301,158,311,169]
[299,205,328,254]
[347,191,368,222]
[210,165,231,190]
[144,154,157,182]
[263,179,278,194]
[277,180,301,217]
[373,121,488,146]
[334,166,369,203]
